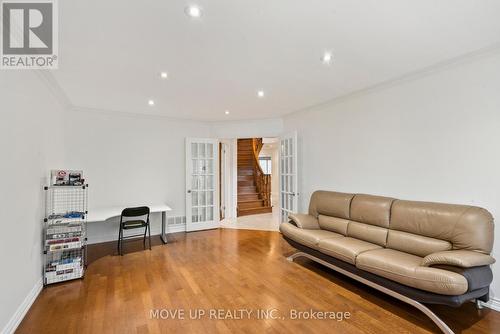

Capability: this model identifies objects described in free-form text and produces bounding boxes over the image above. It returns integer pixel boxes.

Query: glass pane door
[279,132,298,223]
[186,138,219,231]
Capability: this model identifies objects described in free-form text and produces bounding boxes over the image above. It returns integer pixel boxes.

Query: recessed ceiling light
[225,110,230,115]
[322,51,333,65]
[160,72,168,79]
[185,5,202,18]
[257,90,265,98]
[148,100,155,106]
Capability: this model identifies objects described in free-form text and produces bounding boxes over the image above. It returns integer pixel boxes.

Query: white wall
[209,118,283,139]
[64,109,211,243]
[283,51,500,301]
[0,72,66,333]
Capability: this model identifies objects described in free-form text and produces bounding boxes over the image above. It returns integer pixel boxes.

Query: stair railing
[251,138,271,207]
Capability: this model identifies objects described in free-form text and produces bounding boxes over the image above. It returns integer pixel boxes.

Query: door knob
[187,190,192,194]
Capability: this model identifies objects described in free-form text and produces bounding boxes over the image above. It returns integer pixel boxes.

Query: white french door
[279,132,298,223]
[186,138,219,232]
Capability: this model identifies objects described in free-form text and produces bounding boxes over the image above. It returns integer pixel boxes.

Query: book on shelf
[46,225,82,235]
[45,267,83,284]
[46,258,82,273]
[50,170,85,186]
[47,212,85,222]
[45,236,81,246]
[48,241,82,252]
[47,232,82,240]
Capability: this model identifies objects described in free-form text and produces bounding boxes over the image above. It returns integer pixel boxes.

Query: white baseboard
[482,297,500,312]
[2,278,43,334]
[167,223,186,233]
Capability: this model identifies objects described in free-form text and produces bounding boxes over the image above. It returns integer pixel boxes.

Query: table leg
[160,211,168,244]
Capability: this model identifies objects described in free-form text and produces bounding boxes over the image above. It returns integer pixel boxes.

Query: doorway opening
[236,138,278,217]
[187,133,297,232]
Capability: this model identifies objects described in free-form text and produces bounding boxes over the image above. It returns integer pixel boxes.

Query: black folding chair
[117,206,151,256]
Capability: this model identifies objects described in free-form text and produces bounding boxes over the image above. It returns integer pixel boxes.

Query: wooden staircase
[237,138,272,217]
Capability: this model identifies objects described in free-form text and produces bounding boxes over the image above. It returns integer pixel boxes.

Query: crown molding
[69,105,287,124]
[285,42,500,119]
[69,105,210,124]
[34,71,73,110]
[34,42,500,123]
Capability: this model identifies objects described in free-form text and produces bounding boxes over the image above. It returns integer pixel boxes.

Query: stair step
[238,199,265,209]
[238,175,253,181]
[238,193,260,201]
[238,206,273,216]
[238,180,255,187]
[238,169,253,176]
[238,186,256,192]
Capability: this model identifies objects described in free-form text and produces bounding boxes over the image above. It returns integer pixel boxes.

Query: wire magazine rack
[43,184,88,285]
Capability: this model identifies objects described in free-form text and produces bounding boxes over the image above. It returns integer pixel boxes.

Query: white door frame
[279,132,298,223]
[186,138,220,232]
[218,138,238,221]
[220,142,228,220]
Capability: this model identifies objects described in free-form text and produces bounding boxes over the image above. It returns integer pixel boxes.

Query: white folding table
[86,204,172,244]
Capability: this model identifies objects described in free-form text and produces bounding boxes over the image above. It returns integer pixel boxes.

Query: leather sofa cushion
[279,222,342,249]
[387,230,451,257]
[289,213,320,229]
[431,265,493,292]
[309,191,353,219]
[318,215,349,235]
[422,250,496,268]
[350,194,394,228]
[391,200,494,253]
[318,237,381,264]
[347,221,388,246]
[356,249,468,295]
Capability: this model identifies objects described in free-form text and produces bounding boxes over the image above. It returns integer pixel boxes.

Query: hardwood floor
[18,229,499,334]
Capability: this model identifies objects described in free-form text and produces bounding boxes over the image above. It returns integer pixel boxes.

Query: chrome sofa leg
[475,299,484,310]
[412,301,454,334]
[286,251,307,262]
[285,251,454,334]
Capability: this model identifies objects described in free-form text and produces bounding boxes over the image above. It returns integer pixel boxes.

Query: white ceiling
[54,0,500,121]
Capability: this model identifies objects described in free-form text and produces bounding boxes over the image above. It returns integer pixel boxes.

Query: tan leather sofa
[281,191,495,334]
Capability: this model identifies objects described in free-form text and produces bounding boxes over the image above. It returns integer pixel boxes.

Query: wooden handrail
[251,138,271,207]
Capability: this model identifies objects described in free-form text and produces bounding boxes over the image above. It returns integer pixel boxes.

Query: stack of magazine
[43,170,87,285]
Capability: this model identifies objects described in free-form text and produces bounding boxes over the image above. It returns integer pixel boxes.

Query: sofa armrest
[422,250,496,268]
[288,213,320,230]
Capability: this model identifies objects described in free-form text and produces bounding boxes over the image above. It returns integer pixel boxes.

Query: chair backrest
[121,206,150,218]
